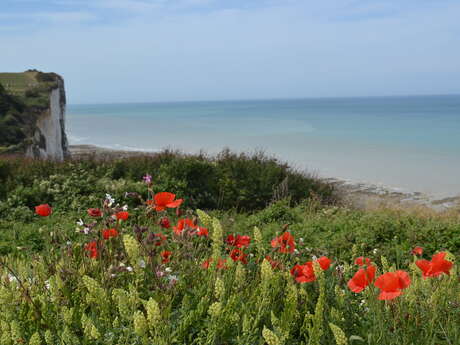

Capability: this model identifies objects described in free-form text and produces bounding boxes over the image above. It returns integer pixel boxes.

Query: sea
[67,95,460,199]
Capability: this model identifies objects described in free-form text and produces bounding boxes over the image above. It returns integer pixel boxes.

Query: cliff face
[0,71,69,161]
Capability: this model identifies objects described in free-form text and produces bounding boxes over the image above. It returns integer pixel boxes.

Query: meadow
[0,151,459,344]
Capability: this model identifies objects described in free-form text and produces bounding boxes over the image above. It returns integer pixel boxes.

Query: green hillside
[0,71,62,153]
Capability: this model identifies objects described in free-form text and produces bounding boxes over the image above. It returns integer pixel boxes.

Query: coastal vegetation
[0,71,63,154]
[0,152,459,344]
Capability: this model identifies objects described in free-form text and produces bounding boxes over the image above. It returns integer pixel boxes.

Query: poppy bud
[159,217,171,229]
[35,204,52,217]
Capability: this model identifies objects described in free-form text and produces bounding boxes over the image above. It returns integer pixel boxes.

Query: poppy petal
[395,270,411,289]
[347,269,367,293]
[378,290,402,300]
[166,199,183,208]
[415,260,431,278]
[317,256,331,270]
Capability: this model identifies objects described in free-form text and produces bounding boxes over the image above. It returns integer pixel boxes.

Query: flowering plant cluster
[0,179,458,345]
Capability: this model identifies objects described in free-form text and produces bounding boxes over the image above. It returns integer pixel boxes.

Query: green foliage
[247,199,302,226]
[0,151,337,213]
[0,71,60,150]
[0,156,459,344]
[0,202,459,344]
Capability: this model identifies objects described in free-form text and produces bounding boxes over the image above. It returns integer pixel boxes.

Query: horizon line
[68,92,460,107]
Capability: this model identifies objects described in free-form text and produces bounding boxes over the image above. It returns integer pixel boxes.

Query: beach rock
[0,71,69,160]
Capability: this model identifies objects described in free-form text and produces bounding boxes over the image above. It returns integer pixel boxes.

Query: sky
[1,0,460,104]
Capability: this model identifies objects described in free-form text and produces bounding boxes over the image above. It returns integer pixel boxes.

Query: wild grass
[0,197,459,344]
[0,154,459,344]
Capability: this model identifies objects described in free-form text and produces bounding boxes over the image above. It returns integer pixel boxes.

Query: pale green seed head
[208,302,222,318]
[262,327,280,345]
[261,258,274,282]
[197,209,213,229]
[123,235,140,264]
[146,297,161,324]
[329,322,348,345]
[214,277,226,300]
[29,332,42,345]
[133,311,148,336]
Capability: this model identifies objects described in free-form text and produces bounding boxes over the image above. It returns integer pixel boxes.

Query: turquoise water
[67,95,460,198]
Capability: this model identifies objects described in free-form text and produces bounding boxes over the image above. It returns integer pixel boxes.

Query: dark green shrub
[0,150,337,213]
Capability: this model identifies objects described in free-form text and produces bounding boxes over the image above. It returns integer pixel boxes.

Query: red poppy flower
[151,192,183,212]
[201,258,227,270]
[347,265,376,293]
[230,248,248,264]
[317,256,331,270]
[290,262,316,283]
[271,232,295,253]
[197,227,209,237]
[374,270,411,300]
[116,211,129,221]
[161,250,172,263]
[87,208,102,217]
[35,204,52,217]
[411,246,423,256]
[84,241,98,259]
[102,228,118,240]
[173,218,197,235]
[416,252,453,279]
[290,257,331,284]
[226,234,251,247]
[159,217,171,229]
[354,256,372,266]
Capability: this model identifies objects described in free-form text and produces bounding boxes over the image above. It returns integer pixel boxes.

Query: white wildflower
[167,275,178,282]
[105,193,115,207]
[139,259,146,268]
[122,204,128,211]
[7,274,17,283]
[165,267,172,273]
[126,266,134,272]
[77,219,84,226]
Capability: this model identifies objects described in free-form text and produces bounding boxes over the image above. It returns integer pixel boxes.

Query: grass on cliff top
[0,72,38,96]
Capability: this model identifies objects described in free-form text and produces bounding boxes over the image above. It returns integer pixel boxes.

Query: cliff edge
[0,70,69,160]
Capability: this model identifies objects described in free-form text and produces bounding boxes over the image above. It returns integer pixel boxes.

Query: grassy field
[0,153,459,344]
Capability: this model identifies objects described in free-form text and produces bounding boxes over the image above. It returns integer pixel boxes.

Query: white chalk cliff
[25,76,69,160]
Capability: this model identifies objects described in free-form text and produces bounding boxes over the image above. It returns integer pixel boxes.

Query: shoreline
[69,144,460,212]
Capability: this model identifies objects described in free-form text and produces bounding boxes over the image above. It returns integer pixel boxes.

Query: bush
[0,150,337,214]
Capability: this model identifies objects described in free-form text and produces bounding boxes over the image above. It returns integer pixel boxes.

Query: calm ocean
[67,95,460,199]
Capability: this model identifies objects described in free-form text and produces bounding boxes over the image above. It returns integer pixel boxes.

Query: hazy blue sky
[1,0,459,104]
